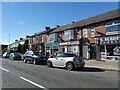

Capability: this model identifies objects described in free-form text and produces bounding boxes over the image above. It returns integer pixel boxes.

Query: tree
[21,40,29,54]
[17,44,22,53]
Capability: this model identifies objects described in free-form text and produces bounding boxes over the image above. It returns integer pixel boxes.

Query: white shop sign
[59,41,79,46]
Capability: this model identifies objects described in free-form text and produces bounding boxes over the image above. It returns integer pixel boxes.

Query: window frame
[83,28,87,38]
[90,27,95,37]
[64,30,74,40]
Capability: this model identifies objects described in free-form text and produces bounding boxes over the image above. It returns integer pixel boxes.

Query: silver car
[47,53,85,71]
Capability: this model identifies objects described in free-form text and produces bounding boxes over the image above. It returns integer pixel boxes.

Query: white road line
[20,77,49,90]
[0,67,9,72]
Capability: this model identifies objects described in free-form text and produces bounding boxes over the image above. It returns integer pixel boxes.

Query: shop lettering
[102,36,120,42]
[98,35,120,45]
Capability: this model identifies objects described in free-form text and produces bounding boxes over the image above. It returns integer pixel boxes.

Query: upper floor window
[32,37,36,43]
[49,34,57,42]
[83,29,87,38]
[64,30,74,40]
[90,27,95,37]
[39,36,42,42]
[105,20,120,33]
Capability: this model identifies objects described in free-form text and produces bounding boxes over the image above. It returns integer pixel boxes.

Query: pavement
[85,59,119,71]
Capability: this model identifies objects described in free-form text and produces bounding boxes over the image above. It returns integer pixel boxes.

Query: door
[90,44,96,59]
[83,44,88,59]
[53,53,65,67]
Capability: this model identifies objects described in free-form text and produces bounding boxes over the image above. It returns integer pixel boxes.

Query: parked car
[2,52,11,58]
[0,52,3,57]
[9,52,22,60]
[47,53,85,71]
[23,50,47,64]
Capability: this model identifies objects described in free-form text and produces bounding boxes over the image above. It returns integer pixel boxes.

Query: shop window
[106,45,120,56]
[67,46,78,55]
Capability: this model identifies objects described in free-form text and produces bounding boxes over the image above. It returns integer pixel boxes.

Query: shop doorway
[90,44,96,59]
[82,44,88,59]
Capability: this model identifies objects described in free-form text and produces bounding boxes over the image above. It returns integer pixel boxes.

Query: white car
[2,52,10,58]
[47,53,85,71]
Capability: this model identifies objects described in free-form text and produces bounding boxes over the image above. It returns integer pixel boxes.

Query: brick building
[50,9,120,60]
[29,27,56,55]
[29,9,120,60]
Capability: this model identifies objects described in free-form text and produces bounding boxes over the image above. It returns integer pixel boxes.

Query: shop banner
[97,35,120,45]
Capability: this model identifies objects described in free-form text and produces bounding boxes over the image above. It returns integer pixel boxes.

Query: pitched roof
[30,28,56,37]
[52,9,119,33]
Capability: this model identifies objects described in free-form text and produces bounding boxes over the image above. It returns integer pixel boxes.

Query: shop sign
[59,41,79,46]
[45,43,51,47]
[59,42,70,46]
[45,42,59,47]
[52,42,59,47]
[97,35,120,45]
[71,41,79,45]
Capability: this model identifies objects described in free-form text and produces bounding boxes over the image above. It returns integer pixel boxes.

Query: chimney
[34,33,37,35]
[45,26,50,31]
[26,35,29,38]
[56,25,60,28]
[15,39,18,42]
[20,38,23,40]
[71,21,75,24]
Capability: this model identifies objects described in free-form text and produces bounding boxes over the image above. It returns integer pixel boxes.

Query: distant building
[29,27,56,56]
[9,36,29,52]
[0,44,8,53]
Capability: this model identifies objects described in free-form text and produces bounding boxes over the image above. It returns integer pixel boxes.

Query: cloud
[17,21,24,25]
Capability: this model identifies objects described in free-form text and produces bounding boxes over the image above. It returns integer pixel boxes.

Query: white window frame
[90,27,95,37]
[64,30,74,40]
[83,29,87,38]
[49,34,57,42]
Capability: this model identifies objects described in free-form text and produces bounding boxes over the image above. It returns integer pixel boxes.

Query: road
[0,58,118,89]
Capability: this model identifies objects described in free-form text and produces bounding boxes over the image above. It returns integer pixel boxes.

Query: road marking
[0,67,9,72]
[20,77,49,90]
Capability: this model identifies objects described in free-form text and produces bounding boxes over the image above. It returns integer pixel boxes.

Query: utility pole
[8,33,10,51]
[8,33,10,44]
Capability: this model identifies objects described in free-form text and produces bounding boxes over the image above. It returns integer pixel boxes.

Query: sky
[1,2,118,45]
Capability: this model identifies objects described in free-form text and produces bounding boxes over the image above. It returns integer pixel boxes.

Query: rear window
[63,53,76,57]
[33,52,40,55]
[14,53,20,56]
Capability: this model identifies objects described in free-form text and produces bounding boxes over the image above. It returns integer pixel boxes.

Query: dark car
[9,52,22,60]
[23,50,47,65]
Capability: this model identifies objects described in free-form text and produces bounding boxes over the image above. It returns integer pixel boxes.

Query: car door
[54,53,65,67]
[25,52,33,61]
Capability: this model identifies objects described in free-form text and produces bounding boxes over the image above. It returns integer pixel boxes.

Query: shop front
[45,42,59,56]
[59,41,80,56]
[96,34,120,60]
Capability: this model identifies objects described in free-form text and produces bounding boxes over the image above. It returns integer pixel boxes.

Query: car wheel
[66,62,74,71]
[47,61,53,67]
[33,59,37,65]
[12,57,14,60]
[24,58,27,63]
